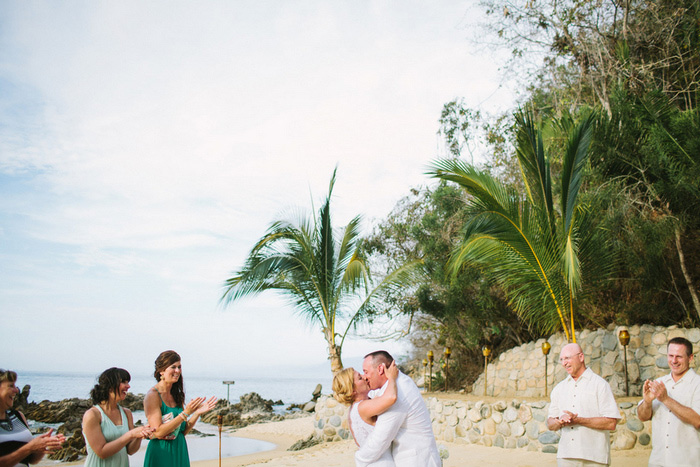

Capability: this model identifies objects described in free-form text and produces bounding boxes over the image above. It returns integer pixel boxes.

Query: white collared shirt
[368,380,387,399]
[548,367,620,464]
[644,368,700,467]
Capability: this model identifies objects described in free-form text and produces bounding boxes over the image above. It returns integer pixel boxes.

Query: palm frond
[429,110,612,342]
[561,111,594,235]
[221,168,418,373]
[515,110,554,222]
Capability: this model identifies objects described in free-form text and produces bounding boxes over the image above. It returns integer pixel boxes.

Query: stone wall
[313,395,651,452]
[471,325,700,397]
[427,397,649,452]
[313,395,352,441]
[314,325,699,452]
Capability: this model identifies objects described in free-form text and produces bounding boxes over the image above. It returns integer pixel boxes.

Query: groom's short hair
[365,350,394,368]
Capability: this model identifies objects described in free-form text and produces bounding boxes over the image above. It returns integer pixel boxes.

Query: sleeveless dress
[143,398,189,467]
[84,405,129,467]
[0,410,33,467]
[350,402,395,466]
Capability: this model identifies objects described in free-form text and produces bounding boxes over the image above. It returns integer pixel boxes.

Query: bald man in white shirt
[547,343,620,466]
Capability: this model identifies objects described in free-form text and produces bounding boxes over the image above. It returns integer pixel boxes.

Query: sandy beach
[190,414,651,467]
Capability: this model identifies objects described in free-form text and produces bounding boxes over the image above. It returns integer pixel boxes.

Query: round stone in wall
[538,431,560,445]
[638,433,651,446]
[626,418,644,432]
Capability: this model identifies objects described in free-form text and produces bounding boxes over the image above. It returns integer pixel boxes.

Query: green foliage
[479,0,700,112]
[364,184,535,388]
[590,89,700,322]
[429,109,615,342]
[362,0,700,387]
[222,169,422,374]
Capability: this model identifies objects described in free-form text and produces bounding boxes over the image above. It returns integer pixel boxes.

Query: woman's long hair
[90,367,131,405]
[154,350,185,407]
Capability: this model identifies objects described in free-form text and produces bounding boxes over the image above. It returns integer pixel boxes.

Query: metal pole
[444,347,451,392]
[444,361,448,391]
[482,345,491,397]
[623,344,629,396]
[223,381,235,403]
[484,355,488,397]
[427,351,434,392]
[542,341,551,397]
[619,330,630,397]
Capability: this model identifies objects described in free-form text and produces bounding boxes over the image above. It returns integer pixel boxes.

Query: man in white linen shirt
[638,336,700,467]
[547,343,620,466]
[355,350,441,467]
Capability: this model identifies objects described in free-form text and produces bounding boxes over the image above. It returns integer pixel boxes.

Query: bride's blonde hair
[332,368,355,406]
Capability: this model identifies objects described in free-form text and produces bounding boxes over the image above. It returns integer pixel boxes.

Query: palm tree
[427,110,611,342]
[221,169,421,373]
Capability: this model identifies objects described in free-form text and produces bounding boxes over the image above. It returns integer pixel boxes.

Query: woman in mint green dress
[82,368,154,466]
[144,351,217,467]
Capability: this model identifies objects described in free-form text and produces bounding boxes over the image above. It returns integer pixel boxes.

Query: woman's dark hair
[154,350,185,407]
[90,367,131,404]
[0,369,17,384]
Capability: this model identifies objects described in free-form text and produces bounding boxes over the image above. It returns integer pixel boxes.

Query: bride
[332,361,399,466]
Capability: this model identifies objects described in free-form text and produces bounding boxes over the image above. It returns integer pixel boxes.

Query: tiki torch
[619,329,631,396]
[542,341,551,397]
[482,345,492,397]
[218,414,223,467]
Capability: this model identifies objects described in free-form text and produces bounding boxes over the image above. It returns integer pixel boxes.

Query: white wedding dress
[350,402,395,466]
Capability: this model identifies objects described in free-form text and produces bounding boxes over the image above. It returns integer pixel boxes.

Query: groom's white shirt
[355,372,441,467]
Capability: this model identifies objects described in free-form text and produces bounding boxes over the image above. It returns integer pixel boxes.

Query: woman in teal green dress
[143,350,217,467]
[82,367,154,466]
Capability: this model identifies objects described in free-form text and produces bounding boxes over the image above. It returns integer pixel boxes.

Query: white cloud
[0,1,516,374]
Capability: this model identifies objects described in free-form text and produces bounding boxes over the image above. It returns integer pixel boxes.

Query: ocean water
[18,371,332,406]
[19,371,333,465]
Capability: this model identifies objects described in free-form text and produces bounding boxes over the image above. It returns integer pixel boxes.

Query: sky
[0,1,516,380]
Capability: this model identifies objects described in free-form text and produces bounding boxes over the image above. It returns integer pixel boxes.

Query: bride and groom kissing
[332,350,442,467]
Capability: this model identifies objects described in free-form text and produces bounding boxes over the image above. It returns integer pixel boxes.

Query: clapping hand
[194,396,218,415]
[650,380,668,402]
[560,411,578,426]
[132,425,155,439]
[30,428,65,453]
[184,397,206,415]
[642,379,654,403]
[643,379,667,403]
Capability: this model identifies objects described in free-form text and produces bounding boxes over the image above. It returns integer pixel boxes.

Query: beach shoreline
[44,409,652,466]
[190,414,651,467]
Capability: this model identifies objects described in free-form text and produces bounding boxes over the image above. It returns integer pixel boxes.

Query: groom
[355,350,441,467]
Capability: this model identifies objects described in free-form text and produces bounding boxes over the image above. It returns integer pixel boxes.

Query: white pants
[558,458,608,467]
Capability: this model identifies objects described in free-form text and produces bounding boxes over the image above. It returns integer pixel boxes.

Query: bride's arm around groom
[355,351,442,467]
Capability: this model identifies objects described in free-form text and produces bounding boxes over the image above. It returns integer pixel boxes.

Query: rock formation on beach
[199,386,321,426]
[14,383,323,462]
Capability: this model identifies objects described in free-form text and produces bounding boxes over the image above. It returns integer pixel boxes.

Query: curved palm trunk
[676,228,700,320]
[568,296,577,343]
[328,341,344,374]
[324,327,344,373]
